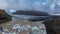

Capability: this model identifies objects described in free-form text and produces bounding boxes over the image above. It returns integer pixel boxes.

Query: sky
[0,0,60,14]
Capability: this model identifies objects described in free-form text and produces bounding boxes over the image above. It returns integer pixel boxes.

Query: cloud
[56,0,60,6]
[0,0,54,10]
[0,0,58,14]
[0,0,8,9]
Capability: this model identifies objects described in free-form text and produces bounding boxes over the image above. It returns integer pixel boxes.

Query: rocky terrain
[0,9,12,24]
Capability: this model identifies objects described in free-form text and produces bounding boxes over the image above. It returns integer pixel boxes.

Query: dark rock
[0,27,3,31]
[0,9,12,24]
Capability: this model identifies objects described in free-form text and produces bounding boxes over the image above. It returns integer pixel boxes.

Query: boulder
[0,9,12,24]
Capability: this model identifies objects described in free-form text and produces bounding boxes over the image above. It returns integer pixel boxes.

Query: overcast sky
[0,0,60,14]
